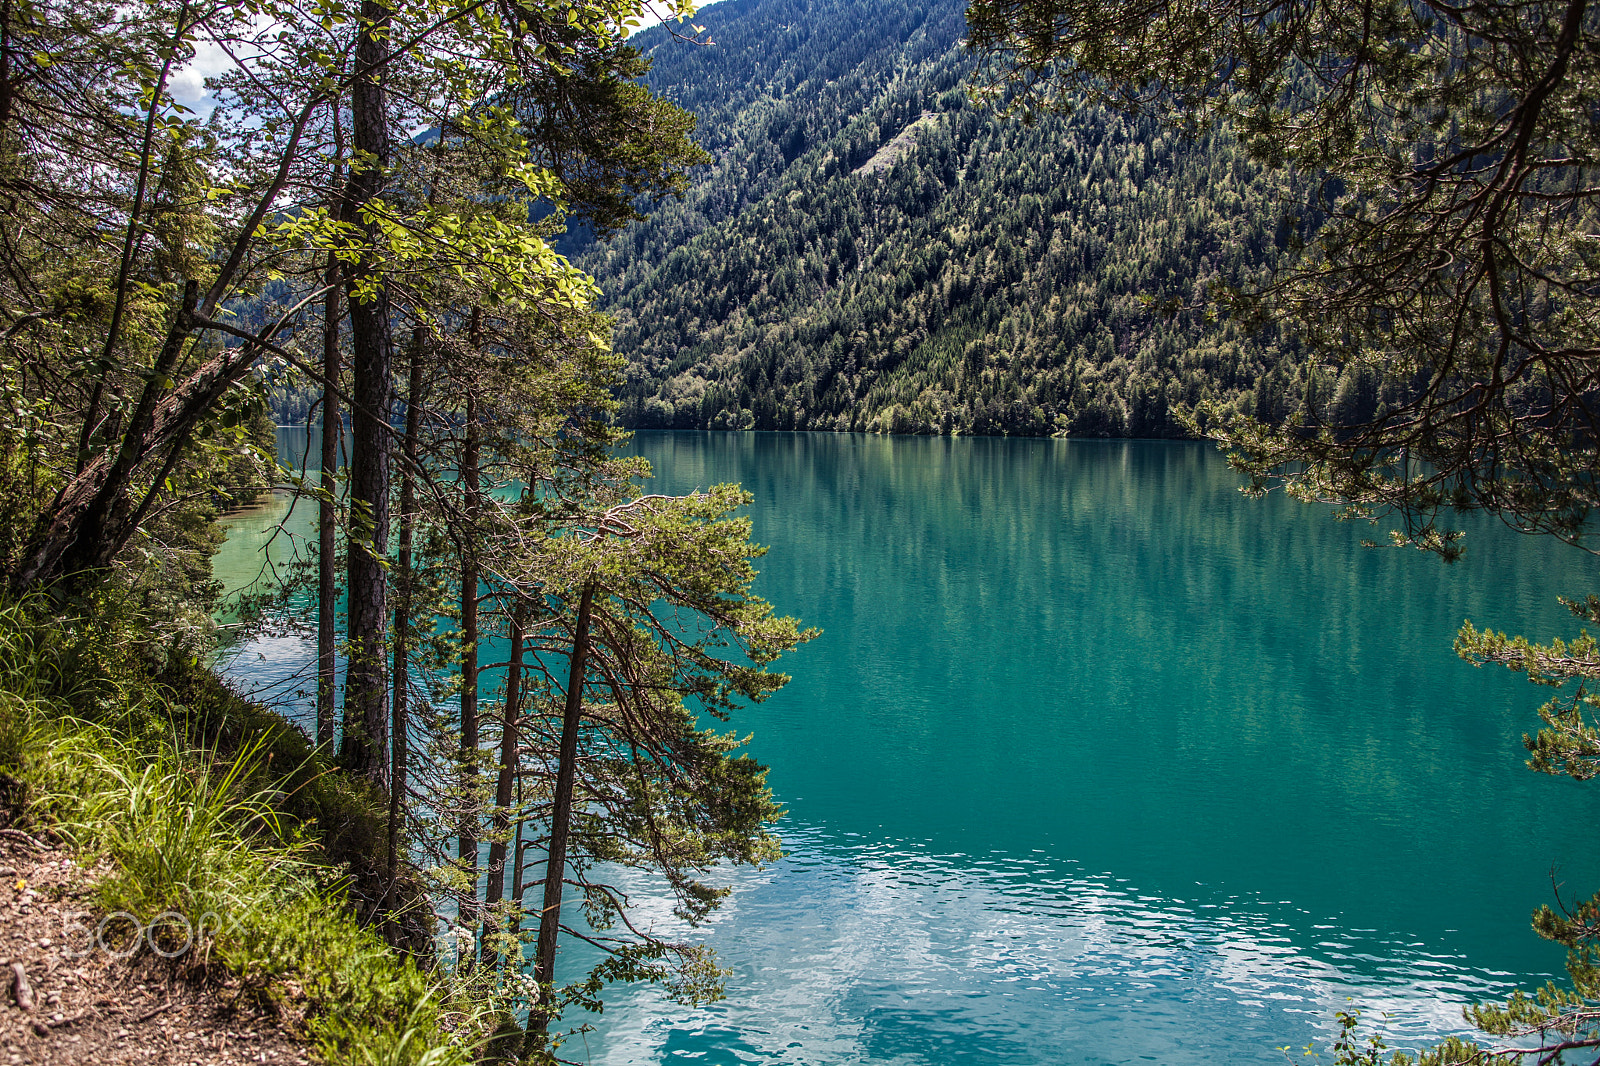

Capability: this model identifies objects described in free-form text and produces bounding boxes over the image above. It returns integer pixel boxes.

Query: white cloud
[169,37,237,106]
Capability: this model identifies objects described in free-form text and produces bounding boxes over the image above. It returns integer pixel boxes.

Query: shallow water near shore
[218,430,1600,1064]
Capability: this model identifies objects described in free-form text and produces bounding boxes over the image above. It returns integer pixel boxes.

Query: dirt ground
[0,835,314,1066]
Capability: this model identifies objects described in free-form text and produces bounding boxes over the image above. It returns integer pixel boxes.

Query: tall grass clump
[0,595,505,1066]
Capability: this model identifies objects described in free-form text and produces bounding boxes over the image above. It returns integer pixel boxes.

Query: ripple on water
[573,824,1534,1066]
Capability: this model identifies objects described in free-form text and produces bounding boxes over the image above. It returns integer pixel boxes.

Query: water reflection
[213,430,1600,1065]
[582,825,1517,1065]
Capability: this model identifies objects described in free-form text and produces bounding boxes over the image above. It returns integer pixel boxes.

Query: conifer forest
[2,0,1600,1061]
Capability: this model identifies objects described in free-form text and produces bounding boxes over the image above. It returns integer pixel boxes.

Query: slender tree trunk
[317,247,342,751]
[79,0,193,478]
[317,108,345,751]
[507,770,527,980]
[458,308,483,960]
[529,582,595,1037]
[9,98,318,592]
[458,395,480,817]
[338,0,395,786]
[388,329,425,899]
[509,798,527,956]
[482,606,526,968]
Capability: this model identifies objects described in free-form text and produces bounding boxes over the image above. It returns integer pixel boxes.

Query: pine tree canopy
[969,4,1600,1063]
[969,0,1600,557]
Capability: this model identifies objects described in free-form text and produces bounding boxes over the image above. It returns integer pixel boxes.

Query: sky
[168,0,727,109]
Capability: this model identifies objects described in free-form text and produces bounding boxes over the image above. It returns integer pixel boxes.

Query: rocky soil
[0,834,313,1066]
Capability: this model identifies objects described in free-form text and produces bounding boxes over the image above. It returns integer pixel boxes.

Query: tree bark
[317,247,342,751]
[338,0,395,787]
[388,329,425,898]
[509,808,527,958]
[80,0,193,478]
[482,605,526,969]
[529,581,595,1035]
[458,310,483,964]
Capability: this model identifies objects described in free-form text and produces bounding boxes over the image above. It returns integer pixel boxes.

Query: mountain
[577,0,1314,437]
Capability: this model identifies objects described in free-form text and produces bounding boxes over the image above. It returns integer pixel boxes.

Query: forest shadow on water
[217,429,1600,1065]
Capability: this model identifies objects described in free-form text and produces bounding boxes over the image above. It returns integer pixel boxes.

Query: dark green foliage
[509,39,709,237]
[580,0,1305,437]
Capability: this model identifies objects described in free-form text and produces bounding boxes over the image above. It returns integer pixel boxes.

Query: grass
[0,596,516,1066]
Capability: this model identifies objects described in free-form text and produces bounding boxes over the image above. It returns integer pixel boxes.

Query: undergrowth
[0,595,513,1065]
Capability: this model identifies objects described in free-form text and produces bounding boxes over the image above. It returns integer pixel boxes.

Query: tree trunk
[529,581,595,1036]
[509,806,527,959]
[317,247,341,751]
[458,310,483,967]
[388,329,425,898]
[42,279,198,586]
[7,84,319,594]
[79,0,193,479]
[482,606,526,969]
[338,0,395,787]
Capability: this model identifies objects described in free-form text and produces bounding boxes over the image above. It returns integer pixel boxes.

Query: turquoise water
[217,431,1600,1064]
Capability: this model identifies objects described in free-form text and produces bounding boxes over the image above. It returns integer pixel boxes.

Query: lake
[216,430,1600,1064]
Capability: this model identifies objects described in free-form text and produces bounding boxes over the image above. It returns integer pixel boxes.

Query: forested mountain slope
[581,0,1318,437]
